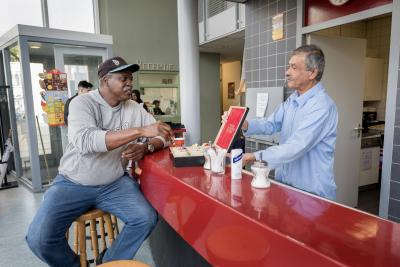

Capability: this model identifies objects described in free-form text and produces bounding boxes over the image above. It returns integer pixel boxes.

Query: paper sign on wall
[256,93,269,118]
[272,13,284,41]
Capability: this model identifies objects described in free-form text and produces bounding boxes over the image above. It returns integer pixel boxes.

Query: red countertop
[139,149,400,267]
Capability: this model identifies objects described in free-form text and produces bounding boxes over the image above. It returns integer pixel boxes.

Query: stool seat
[97,260,150,267]
[76,209,106,222]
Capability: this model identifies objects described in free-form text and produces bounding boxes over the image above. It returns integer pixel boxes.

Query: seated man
[26,56,174,267]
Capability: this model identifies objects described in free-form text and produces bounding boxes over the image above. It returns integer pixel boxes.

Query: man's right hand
[141,121,174,141]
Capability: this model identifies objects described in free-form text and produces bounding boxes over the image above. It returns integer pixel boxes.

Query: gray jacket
[58,89,155,185]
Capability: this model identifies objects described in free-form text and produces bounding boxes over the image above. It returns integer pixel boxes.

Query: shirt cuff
[95,130,108,152]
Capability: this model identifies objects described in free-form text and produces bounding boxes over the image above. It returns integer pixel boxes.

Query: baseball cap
[98,56,140,78]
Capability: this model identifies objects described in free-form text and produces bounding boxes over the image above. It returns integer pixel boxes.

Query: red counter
[140,149,400,267]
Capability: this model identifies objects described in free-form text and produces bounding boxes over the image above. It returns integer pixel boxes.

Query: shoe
[96,248,107,265]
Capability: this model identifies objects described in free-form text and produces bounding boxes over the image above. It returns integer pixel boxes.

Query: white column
[177,0,201,145]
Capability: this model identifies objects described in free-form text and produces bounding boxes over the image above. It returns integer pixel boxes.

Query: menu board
[214,106,249,151]
[38,69,69,126]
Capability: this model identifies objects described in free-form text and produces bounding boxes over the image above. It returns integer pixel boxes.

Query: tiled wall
[389,53,400,222]
[244,0,297,100]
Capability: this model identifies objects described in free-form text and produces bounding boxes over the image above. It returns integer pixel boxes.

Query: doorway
[308,15,392,215]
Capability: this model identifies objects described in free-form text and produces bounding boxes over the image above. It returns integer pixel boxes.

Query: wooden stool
[97,260,150,267]
[72,209,116,267]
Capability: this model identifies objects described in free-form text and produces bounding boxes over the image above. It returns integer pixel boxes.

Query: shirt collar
[291,82,324,107]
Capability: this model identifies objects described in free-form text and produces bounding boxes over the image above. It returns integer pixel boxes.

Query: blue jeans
[26,173,157,267]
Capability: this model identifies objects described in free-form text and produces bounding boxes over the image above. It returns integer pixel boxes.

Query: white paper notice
[256,93,269,118]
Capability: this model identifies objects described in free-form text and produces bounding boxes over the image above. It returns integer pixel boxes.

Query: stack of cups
[230,149,243,180]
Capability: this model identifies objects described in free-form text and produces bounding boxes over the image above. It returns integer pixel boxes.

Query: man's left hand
[121,143,147,161]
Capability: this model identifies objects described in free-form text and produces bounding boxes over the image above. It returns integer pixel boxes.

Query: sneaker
[96,248,107,265]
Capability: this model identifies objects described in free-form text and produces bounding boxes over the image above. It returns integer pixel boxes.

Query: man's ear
[309,68,318,80]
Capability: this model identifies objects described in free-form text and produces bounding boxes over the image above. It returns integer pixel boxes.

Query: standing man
[64,80,93,126]
[237,45,338,200]
[26,57,174,266]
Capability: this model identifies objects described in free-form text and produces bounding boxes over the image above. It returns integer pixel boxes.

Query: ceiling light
[30,45,41,49]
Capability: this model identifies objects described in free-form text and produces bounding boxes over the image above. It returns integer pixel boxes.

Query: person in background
[152,100,165,115]
[64,80,93,126]
[26,56,174,267]
[131,89,148,112]
[224,44,338,200]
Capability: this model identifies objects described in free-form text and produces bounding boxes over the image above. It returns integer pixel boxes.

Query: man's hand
[243,153,256,165]
[121,143,147,161]
[141,122,174,141]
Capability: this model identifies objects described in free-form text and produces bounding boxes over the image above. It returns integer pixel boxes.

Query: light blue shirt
[245,83,338,200]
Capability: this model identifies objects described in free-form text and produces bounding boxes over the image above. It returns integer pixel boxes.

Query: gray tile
[277,79,285,87]
[286,22,296,38]
[390,181,400,200]
[391,163,400,182]
[253,81,261,88]
[277,40,286,54]
[254,45,260,58]
[277,67,286,79]
[396,90,400,107]
[260,81,269,87]
[277,0,287,13]
[267,55,277,68]
[268,68,277,80]
[260,68,268,80]
[287,37,296,51]
[392,145,400,164]
[277,53,286,66]
[254,70,260,81]
[287,0,297,10]
[245,71,252,82]
[268,42,277,55]
[397,70,400,89]
[268,2,277,17]
[260,44,268,57]
[388,198,400,217]
[394,127,400,145]
[267,80,277,87]
[266,30,272,43]
[260,33,268,45]
[261,57,268,69]
[286,9,297,24]
[395,108,400,126]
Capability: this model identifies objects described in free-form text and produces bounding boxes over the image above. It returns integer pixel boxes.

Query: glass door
[0,50,15,173]
[54,46,106,152]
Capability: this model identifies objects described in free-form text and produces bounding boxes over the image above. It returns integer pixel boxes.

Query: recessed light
[30,45,41,49]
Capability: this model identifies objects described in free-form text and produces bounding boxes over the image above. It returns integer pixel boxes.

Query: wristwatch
[147,143,155,153]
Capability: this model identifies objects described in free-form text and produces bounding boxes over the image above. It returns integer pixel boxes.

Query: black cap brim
[109,64,140,74]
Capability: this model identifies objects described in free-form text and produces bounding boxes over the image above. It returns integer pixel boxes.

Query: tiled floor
[0,180,156,267]
[356,187,381,215]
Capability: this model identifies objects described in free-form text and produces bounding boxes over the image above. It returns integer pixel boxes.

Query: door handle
[353,124,364,138]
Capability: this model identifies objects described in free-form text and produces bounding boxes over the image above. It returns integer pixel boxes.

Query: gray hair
[291,44,325,81]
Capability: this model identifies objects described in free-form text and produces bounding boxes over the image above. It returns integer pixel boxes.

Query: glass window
[0,0,43,36]
[7,43,33,180]
[47,0,95,33]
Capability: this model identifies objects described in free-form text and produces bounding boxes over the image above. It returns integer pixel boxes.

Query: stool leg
[111,215,119,236]
[104,214,115,246]
[77,221,87,267]
[99,217,107,251]
[89,219,99,260]
[73,222,79,254]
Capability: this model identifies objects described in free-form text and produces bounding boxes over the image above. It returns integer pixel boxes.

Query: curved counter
[140,149,400,266]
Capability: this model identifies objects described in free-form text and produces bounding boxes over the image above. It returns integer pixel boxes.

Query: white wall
[98,0,179,68]
[221,61,241,112]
